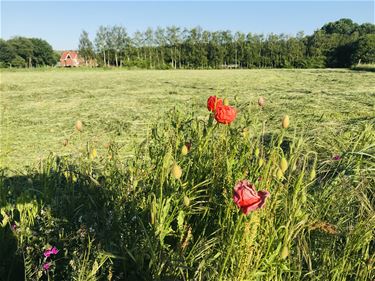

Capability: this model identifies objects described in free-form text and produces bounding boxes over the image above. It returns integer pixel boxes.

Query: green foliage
[321,18,359,35]
[0,100,374,280]
[0,39,16,67]
[351,34,375,65]
[79,30,95,64]
[29,38,58,66]
[0,37,56,68]
[89,18,374,69]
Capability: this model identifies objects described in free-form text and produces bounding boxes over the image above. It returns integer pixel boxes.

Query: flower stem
[219,214,244,280]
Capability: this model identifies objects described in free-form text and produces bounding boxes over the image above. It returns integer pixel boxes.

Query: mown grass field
[0,69,374,281]
[1,69,374,171]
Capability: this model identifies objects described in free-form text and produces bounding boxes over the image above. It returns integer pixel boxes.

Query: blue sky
[1,1,374,50]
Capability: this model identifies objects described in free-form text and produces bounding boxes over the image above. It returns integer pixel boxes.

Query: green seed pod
[183,195,190,207]
[223,98,229,106]
[309,168,316,181]
[280,157,288,173]
[276,168,284,180]
[171,163,182,179]
[282,115,289,129]
[258,158,264,168]
[255,147,260,158]
[280,245,289,260]
[181,145,189,156]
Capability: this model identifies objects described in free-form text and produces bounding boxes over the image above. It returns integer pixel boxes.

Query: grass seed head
[276,168,284,180]
[309,168,316,181]
[255,147,260,157]
[282,115,289,129]
[90,148,97,159]
[63,139,68,146]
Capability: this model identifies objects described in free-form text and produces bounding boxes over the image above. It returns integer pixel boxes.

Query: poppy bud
[280,157,288,173]
[223,98,229,106]
[258,97,265,107]
[63,139,69,146]
[282,115,289,129]
[75,120,83,132]
[280,245,289,259]
[171,163,182,179]
[181,145,189,156]
[183,196,190,207]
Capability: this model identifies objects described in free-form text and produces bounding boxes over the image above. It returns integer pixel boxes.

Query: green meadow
[1,69,374,170]
[0,69,374,280]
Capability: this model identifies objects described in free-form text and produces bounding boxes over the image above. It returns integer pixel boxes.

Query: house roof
[60,51,78,60]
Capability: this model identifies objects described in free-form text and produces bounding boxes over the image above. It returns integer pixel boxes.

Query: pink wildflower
[43,262,51,271]
[332,155,341,161]
[44,246,59,258]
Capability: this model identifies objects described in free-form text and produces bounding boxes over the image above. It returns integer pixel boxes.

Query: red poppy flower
[233,180,270,215]
[207,96,223,112]
[214,105,237,124]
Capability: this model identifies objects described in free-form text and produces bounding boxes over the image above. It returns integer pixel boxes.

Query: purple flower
[332,155,341,161]
[42,262,51,271]
[44,246,59,258]
[44,249,51,258]
[50,246,59,255]
[11,224,17,231]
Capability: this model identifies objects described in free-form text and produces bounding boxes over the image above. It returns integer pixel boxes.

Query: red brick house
[59,51,80,67]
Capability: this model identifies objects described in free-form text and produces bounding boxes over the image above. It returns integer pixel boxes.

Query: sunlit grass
[0,69,374,280]
[1,68,374,170]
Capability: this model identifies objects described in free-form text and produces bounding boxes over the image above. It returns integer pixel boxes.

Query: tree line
[0,37,58,68]
[79,18,374,69]
[1,18,374,69]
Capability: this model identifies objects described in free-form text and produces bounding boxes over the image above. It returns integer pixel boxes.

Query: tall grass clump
[0,97,374,280]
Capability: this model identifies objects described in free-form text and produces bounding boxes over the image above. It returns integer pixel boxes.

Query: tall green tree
[29,38,57,66]
[78,30,95,66]
[0,39,16,67]
[351,34,375,64]
[95,26,109,66]
[7,37,34,67]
